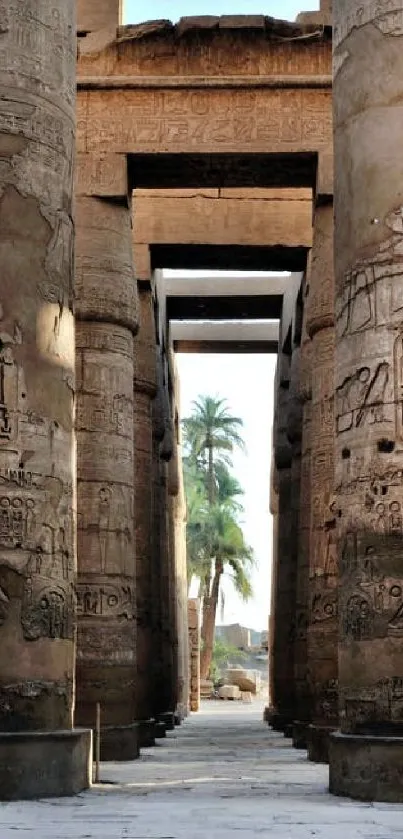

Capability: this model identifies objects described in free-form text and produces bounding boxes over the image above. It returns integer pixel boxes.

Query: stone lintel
[0,729,92,800]
[76,153,128,199]
[330,732,403,803]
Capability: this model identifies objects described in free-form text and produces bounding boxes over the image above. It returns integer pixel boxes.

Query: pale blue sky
[124,0,319,24]
[178,352,276,632]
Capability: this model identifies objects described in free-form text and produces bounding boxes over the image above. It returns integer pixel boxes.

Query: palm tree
[182,396,245,505]
[198,503,254,680]
[183,397,254,680]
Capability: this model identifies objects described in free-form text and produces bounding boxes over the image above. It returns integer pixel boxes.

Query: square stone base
[100,723,139,761]
[266,710,292,732]
[307,724,333,764]
[329,731,403,802]
[292,720,309,750]
[155,721,167,738]
[0,728,92,800]
[158,711,175,731]
[137,719,156,748]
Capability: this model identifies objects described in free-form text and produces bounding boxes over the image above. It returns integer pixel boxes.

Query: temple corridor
[2,703,403,838]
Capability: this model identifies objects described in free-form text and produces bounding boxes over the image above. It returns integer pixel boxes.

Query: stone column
[75,191,139,760]
[151,353,176,730]
[188,599,201,712]
[266,458,279,722]
[133,286,157,746]
[330,1,403,802]
[168,361,190,722]
[0,1,92,800]
[305,202,338,764]
[289,277,312,748]
[268,356,296,731]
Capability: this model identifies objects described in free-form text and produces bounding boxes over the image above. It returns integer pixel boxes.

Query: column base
[137,720,156,748]
[292,721,309,750]
[155,721,167,738]
[263,706,271,723]
[158,711,175,731]
[266,709,292,732]
[307,724,334,764]
[283,723,293,738]
[329,731,403,802]
[0,728,92,801]
[100,723,139,761]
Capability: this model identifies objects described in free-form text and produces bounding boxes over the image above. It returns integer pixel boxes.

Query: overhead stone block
[133,191,313,249]
[76,153,128,198]
[77,0,122,34]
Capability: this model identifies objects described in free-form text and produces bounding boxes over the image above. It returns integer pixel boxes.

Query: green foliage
[182,394,254,604]
[209,638,247,683]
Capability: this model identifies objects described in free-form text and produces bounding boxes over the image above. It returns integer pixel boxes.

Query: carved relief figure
[336,362,390,433]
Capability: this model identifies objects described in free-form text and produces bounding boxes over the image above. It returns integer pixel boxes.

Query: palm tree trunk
[200,560,222,680]
[207,438,215,506]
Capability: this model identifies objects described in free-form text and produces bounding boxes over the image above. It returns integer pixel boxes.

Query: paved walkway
[2,702,403,838]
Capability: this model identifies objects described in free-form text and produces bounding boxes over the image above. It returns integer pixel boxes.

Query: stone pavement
[2,701,403,838]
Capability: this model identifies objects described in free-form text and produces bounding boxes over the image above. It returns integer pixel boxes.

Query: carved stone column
[75,191,139,760]
[268,356,296,730]
[330,0,403,801]
[305,202,338,764]
[291,278,312,748]
[0,1,92,800]
[133,286,157,746]
[151,352,175,729]
[188,599,201,712]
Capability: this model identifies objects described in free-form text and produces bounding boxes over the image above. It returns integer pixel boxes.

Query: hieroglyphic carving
[77,580,134,620]
[79,88,332,155]
[336,363,391,433]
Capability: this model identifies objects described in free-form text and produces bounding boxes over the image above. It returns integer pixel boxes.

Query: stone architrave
[305,202,338,764]
[133,287,158,746]
[0,0,91,800]
[330,0,403,802]
[188,599,201,712]
[75,196,139,760]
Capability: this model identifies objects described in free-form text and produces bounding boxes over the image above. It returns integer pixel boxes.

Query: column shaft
[330,0,403,801]
[75,196,139,760]
[0,0,91,799]
[305,203,338,764]
[133,286,157,745]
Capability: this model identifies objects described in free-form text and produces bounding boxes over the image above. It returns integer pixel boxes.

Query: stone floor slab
[1,702,403,838]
